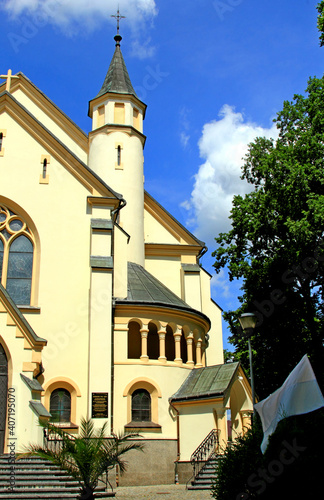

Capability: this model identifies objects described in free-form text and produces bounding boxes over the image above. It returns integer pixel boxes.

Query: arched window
[165,325,175,361]
[131,389,151,422]
[50,388,71,423]
[0,205,34,305]
[147,323,159,360]
[128,321,141,359]
[181,331,188,364]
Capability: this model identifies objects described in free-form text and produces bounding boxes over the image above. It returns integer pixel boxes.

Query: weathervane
[111,7,126,34]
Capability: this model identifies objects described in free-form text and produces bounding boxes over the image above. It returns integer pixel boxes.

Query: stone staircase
[0,455,115,498]
[187,455,219,490]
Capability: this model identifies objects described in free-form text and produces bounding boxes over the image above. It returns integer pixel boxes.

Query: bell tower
[88,25,147,266]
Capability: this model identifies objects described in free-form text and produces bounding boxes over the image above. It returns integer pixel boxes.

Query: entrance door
[0,345,8,454]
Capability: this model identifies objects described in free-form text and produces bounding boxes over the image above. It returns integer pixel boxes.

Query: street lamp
[238,313,257,411]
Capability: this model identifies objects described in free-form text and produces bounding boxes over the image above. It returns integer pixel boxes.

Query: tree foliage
[317,1,324,47]
[213,75,324,398]
[19,418,143,500]
[211,409,324,500]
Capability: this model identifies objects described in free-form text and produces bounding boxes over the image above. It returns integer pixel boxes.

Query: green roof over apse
[114,262,211,327]
[170,362,240,402]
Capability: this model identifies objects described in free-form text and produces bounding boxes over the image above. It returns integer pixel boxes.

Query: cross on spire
[111,7,125,34]
[0,69,19,93]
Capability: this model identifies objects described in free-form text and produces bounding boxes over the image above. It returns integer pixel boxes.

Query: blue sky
[1,0,323,349]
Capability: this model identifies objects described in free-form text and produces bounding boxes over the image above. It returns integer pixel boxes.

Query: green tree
[213,75,324,398]
[20,418,143,500]
[317,1,324,46]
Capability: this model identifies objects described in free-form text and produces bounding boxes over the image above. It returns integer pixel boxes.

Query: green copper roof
[123,262,191,308]
[96,35,138,99]
[115,263,211,327]
[170,362,240,402]
[20,373,44,392]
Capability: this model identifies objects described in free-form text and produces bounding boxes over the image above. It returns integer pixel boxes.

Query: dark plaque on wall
[91,392,108,418]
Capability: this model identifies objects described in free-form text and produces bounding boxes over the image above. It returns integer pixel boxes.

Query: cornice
[145,243,202,257]
[89,123,146,148]
[88,91,147,119]
[114,302,211,333]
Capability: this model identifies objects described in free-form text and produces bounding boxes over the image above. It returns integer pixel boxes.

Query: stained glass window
[50,389,71,423]
[131,389,151,422]
[7,236,33,305]
[0,205,34,305]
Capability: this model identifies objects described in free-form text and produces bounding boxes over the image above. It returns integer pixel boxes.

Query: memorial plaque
[91,392,108,418]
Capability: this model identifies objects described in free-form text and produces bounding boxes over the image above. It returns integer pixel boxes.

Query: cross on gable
[111,7,126,34]
[0,69,19,93]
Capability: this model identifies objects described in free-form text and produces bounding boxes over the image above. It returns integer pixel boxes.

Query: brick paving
[114,484,213,500]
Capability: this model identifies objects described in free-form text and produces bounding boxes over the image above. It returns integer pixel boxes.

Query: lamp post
[238,313,257,412]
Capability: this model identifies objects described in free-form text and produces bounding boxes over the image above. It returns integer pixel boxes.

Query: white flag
[255,354,324,453]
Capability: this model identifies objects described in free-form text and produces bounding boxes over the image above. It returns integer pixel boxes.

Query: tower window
[114,103,125,124]
[117,145,121,166]
[0,130,6,156]
[131,389,151,422]
[50,389,71,423]
[42,158,47,179]
[133,108,140,130]
[97,105,105,127]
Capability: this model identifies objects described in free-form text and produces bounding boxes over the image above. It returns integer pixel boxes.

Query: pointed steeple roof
[96,34,137,99]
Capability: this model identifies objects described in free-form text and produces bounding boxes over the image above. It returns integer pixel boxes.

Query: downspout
[197,245,208,264]
[110,197,126,435]
[169,400,180,484]
[111,198,126,224]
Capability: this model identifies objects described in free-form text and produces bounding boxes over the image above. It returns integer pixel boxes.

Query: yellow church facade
[0,33,253,485]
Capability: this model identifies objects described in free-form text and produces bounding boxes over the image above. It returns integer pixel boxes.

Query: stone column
[215,408,227,449]
[158,327,167,364]
[195,339,203,367]
[140,328,149,362]
[174,329,182,364]
[186,336,195,367]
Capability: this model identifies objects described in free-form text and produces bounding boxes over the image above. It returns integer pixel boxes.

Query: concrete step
[0,455,115,497]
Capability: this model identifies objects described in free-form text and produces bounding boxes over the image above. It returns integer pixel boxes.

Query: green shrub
[211,409,324,500]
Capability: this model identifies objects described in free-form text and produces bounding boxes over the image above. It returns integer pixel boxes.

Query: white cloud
[2,0,157,39]
[182,105,278,243]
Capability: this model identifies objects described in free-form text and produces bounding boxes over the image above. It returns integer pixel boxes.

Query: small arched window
[0,133,3,153]
[131,389,151,422]
[50,388,71,423]
[147,323,159,360]
[128,321,141,359]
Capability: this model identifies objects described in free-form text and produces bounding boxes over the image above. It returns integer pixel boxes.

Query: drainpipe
[110,197,127,435]
[111,198,126,224]
[197,245,208,264]
[169,400,180,484]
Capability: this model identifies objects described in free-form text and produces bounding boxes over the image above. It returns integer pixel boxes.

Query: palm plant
[19,417,143,500]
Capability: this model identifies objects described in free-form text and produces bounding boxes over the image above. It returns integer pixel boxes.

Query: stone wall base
[111,439,178,486]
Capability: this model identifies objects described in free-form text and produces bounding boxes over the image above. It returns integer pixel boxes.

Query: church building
[0,28,253,486]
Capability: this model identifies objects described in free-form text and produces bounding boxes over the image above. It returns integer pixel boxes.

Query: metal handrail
[43,424,114,493]
[187,429,219,487]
